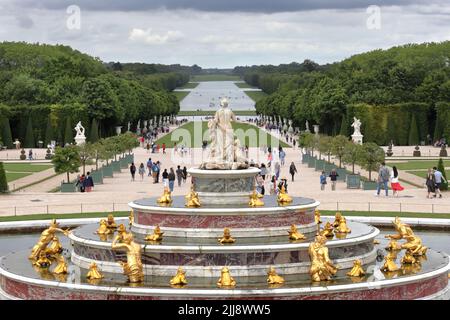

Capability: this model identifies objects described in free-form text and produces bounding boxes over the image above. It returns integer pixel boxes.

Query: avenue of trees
[0,42,188,148]
[235,42,450,145]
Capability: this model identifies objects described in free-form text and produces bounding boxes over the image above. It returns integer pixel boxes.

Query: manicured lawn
[406,170,450,179]
[234,82,257,89]
[177,110,257,116]
[172,91,190,102]
[191,74,241,82]
[177,82,199,89]
[155,121,290,148]
[4,163,53,173]
[5,172,32,182]
[386,160,450,171]
[244,90,268,102]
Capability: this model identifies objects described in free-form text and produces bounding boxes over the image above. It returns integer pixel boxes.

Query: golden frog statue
[34,251,52,268]
[112,232,144,283]
[218,228,235,244]
[319,222,334,238]
[170,267,188,286]
[185,185,201,208]
[129,210,134,227]
[29,219,70,260]
[402,231,427,256]
[145,225,164,242]
[401,251,416,264]
[52,254,68,275]
[267,267,285,284]
[114,224,128,242]
[106,214,117,230]
[333,212,351,234]
[385,216,414,240]
[157,187,172,204]
[249,189,264,207]
[315,209,322,224]
[96,219,111,235]
[347,259,365,277]
[385,239,402,251]
[288,224,306,241]
[277,185,292,204]
[46,236,63,256]
[86,262,104,280]
[217,267,236,287]
[308,235,338,282]
[381,251,399,272]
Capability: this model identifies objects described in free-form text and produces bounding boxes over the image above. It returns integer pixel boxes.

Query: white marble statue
[305,120,310,133]
[351,117,362,136]
[201,98,248,170]
[74,121,86,145]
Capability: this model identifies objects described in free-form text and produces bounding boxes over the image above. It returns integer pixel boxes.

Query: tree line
[234,42,450,145]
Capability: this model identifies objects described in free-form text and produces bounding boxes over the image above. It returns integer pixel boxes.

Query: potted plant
[358,142,385,190]
[439,145,448,157]
[413,145,421,157]
[343,143,362,188]
[20,148,26,160]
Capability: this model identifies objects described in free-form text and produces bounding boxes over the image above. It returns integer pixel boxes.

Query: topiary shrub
[0,162,8,193]
[20,148,26,160]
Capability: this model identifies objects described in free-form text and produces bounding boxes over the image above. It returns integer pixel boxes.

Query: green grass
[191,74,241,82]
[386,160,450,171]
[4,163,53,173]
[172,91,190,102]
[177,82,199,89]
[6,172,32,182]
[234,82,257,89]
[321,210,450,219]
[244,90,268,103]
[0,212,129,222]
[177,110,257,116]
[406,170,450,179]
[155,121,290,148]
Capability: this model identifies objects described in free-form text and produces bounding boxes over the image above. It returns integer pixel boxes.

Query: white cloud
[129,28,184,44]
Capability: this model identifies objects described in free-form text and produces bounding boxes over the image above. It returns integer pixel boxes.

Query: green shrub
[0,162,8,193]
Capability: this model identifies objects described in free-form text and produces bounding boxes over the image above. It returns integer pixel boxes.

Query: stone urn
[413,145,421,157]
[439,145,448,157]
[386,144,393,157]
[20,148,26,160]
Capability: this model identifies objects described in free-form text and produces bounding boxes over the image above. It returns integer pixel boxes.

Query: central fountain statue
[200,98,248,170]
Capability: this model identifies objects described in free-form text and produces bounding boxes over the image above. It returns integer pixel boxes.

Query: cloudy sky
[0,0,449,68]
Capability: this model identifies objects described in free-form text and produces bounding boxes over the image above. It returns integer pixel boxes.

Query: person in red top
[140,136,145,147]
[156,144,160,153]
[162,143,166,154]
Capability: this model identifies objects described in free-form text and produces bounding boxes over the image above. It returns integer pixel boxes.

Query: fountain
[0,100,449,300]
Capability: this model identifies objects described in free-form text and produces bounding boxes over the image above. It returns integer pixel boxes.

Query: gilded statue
[267,267,285,284]
[46,236,63,256]
[401,251,416,264]
[217,267,236,287]
[385,216,413,240]
[333,212,351,233]
[86,262,104,280]
[145,225,164,242]
[96,219,111,235]
[401,232,427,256]
[157,187,172,204]
[319,222,334,238]
[385,239,402,251]
[185,185,201,208]
[29,219,70,260]
[381,251,399,272]
[106,214,117,230]
[288,224,306,241]
[277,185,292,204]
[249,188,264,207]
[34,251,52,268]
[129,210,134,227]
[112,232,144,283]
[308,235,338,282]
[52,255,68,274]
[347,259,365,277]
[315,209,322,224]
[218,228,236,244]
[170,267,188,286]
[373,240,380,245]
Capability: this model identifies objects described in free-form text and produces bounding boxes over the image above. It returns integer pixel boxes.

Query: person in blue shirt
[320,171,327,191]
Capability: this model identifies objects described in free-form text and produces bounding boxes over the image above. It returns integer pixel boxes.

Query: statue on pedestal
[351,117,363,145]
[305,120,310,133]
[74,121,86,145]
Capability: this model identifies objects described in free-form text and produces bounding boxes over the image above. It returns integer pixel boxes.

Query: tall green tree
[0,162,8,193]
[44,115,54,146]
[339,116,348,136]
[408,114,420,146]
[358,142,385,181]
[64,117,73,145]
[331,135,349,168]
[51,145,81,183]
[24,117,35,148]
[343,143,362,174]
[89,118,99,142]
[0,118,13,149]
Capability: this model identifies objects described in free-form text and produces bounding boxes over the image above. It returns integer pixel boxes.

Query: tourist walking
[329,169,339,191]
[279,148,286,166]
[289,162,297,182]
[146,158,153,177]
[270,176,277,195]
[138,163,145,181]
[162,169,169,187]
[162,143,166,154]
[256,174,265,195]
[425,168,436,198]
[182,166,187,183]
[129,163,136,182]
[76,174,85,193]
[28,149,33,160]
[176,165,183,187]
[376,162,390,197]
[433,166,447,198]
[260,163,267,180]
[320,171,327,190]
[390,166,404,197]
[278,178,288,193]
[168,168,176,192]
[84,172,94,192]
[274,162,281,180]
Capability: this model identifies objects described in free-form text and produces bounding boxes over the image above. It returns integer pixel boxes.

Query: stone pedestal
[352,134,363,145]
[74,136,86,145]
